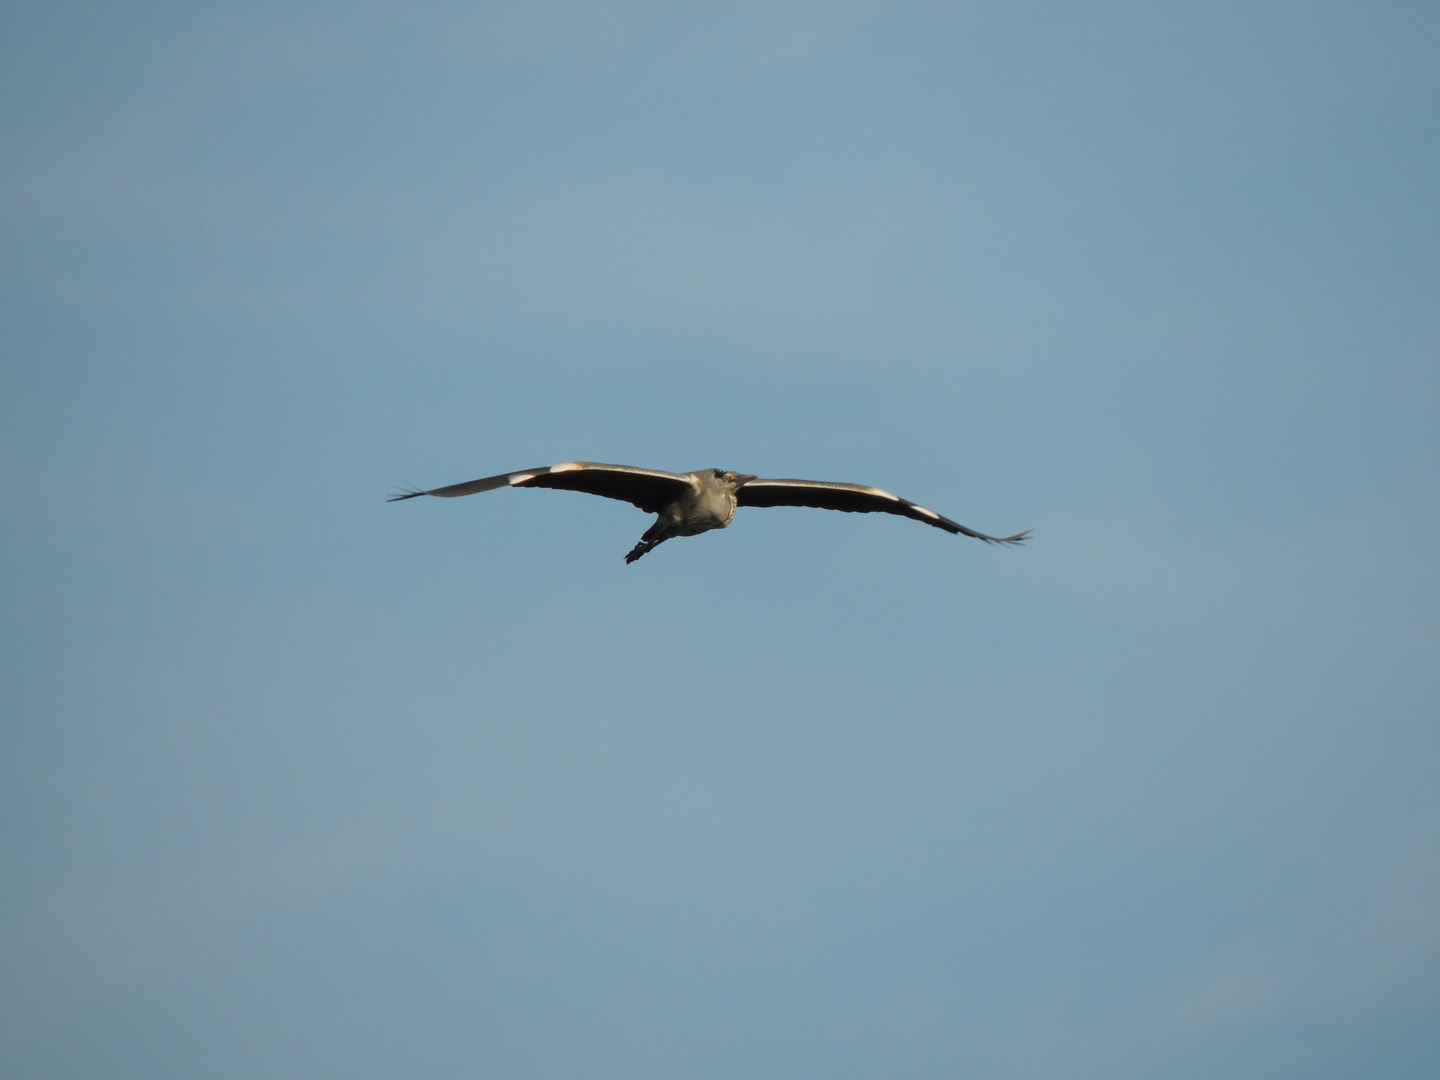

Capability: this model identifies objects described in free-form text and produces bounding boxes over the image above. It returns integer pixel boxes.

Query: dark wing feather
[388,461,694,515]
[737,478,1028,545]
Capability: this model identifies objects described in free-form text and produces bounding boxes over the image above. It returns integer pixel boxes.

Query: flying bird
[390,461,1028,563]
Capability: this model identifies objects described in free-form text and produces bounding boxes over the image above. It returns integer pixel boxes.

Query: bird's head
[711,469,758,490]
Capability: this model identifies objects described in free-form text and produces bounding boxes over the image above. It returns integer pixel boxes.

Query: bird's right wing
[389,461,695,515]
[737,478,1028,544]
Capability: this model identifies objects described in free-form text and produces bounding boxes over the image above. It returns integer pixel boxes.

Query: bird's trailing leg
[624,519,674,564]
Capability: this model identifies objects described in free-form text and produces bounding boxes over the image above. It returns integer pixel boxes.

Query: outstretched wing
[389,461,695,515]
[737,478,1028,545]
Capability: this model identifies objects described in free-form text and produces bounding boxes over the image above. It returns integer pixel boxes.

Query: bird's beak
[736,474,758,486]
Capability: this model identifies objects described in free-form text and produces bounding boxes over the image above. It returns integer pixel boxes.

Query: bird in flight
[390,461,1028,563]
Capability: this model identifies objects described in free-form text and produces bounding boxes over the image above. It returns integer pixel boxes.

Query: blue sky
[2,3,1437,1077]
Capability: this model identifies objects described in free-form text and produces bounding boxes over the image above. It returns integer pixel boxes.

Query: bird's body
[390,461,1027,562]
[663,471,743,535]
[623,468,749,562]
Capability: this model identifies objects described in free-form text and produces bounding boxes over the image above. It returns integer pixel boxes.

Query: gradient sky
[2,3,1438,1078]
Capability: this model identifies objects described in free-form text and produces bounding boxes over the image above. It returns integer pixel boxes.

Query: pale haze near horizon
[1,3,1438,1077]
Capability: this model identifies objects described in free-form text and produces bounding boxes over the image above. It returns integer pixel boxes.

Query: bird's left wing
[389,461,695,515]
[737,478,1028,544]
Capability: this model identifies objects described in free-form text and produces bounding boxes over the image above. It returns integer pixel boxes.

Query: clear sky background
[2,3,1437,1077]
